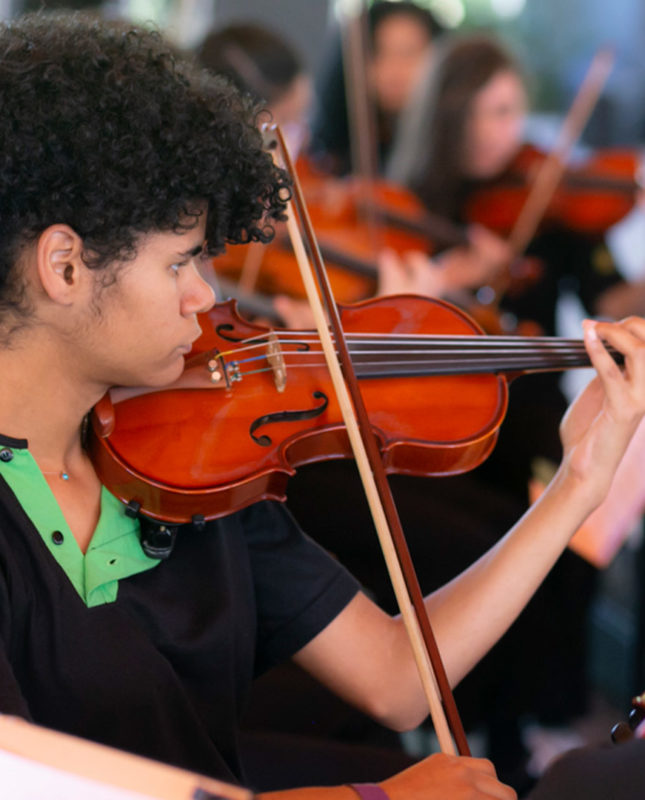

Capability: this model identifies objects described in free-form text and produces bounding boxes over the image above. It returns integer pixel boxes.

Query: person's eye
[170,261,188,275]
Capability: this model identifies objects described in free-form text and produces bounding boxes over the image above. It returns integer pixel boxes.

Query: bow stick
[507,47,615,258]
[340,0,379,194]
[265,123,470,756]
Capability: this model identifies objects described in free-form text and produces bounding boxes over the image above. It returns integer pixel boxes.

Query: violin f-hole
[249,391,329,446]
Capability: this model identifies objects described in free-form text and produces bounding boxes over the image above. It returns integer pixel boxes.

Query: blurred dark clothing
[240,662,416,791]
[503,228,623,336]
[528,739,645,800]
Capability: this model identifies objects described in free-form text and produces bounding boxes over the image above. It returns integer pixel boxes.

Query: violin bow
[266,123,470,757]
[340,0,379,193]
[507,47,615,258]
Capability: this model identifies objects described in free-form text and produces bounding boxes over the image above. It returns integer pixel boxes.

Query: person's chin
[145,354,187,387]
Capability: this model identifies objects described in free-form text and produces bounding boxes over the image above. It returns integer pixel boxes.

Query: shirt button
[51,530,64,545]
[0,448,13,462]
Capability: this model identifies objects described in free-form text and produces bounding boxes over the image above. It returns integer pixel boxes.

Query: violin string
[272,331,583,344]
[269,334,590,347]
[213,330,603,378]
[272,331,589,342]
[266,330,588,341]
[225,341,586,360]
[227,353,592,373]
[226,330,589,346]
[229,352,593,378]
[230,362,593,381]
[269,352,590,362]
[225,347,591,371]
[217,335,592,362]
[225,351,586,370]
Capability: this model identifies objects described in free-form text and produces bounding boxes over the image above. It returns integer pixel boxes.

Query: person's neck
[0,335,106,469]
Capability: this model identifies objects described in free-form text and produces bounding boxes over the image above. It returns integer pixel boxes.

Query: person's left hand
[272,295,316,329]
[377,248,445,296]
[559,316,645,506]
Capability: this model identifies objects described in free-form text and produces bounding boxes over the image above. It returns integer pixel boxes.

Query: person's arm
[293,316,645,732]
[376,226,513,299]
[527,738,645,800]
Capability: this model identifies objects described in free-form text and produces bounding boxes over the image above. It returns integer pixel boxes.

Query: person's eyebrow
[176,243,205,259]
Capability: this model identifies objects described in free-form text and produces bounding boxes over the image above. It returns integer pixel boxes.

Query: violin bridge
[267,331,287,393]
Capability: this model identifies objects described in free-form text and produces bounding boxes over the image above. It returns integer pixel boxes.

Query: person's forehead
[134,216,207,253]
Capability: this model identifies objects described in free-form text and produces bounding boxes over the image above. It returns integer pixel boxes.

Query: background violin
[213,157,467,306]
[465,142,643,238]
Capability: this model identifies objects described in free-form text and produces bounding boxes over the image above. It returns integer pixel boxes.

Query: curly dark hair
[0,12,289,319]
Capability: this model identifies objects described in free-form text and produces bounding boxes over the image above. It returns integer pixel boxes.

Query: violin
[297,157,469,252]
[214,238,376,304]
[212,159,457,306]
[88,293,615,526]
[465,142,642,238]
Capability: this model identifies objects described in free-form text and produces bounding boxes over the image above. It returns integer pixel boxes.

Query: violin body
[465,143,641,237]
[88,295,508,524]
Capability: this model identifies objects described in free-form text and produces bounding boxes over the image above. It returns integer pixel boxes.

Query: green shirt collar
[0,441,159,607]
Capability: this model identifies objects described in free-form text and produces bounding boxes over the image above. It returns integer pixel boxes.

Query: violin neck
[372,206,469,250]
[346,335,619,379]
[317,241,378,279]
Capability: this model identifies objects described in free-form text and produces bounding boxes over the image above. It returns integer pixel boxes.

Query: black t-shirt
[504,228,624,336]
[0,475,359,783]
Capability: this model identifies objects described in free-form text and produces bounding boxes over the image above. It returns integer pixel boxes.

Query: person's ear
[36,225,87,304]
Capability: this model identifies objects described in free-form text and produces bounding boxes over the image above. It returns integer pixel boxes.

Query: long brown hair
[387,34,523,218]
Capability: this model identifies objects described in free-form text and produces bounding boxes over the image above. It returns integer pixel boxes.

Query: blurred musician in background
[309,0,444,176]
[197,23,312,159]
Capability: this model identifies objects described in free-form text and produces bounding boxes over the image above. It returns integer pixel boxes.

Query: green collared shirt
[0,442,159,608]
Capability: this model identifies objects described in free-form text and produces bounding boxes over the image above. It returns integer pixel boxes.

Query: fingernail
[583,320,599,342]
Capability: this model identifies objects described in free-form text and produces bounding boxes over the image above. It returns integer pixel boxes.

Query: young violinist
[3,12,645,800]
